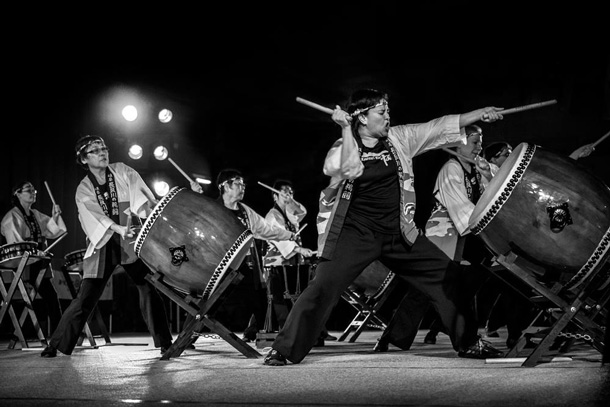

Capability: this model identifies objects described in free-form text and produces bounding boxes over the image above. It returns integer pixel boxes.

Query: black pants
[272,219,478,363]
[48,248,172,355]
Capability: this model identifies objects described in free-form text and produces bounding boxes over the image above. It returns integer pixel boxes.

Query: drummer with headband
[261,179,319,339]
[1,181,67,338]
[41,135,173,358]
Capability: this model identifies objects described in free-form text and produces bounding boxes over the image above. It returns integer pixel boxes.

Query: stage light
[153,146,169,160]
[128,144,143,160]
[153,180,170,197]
[194,175,211,185]
[158,109,173,123]
[122,105,138,122]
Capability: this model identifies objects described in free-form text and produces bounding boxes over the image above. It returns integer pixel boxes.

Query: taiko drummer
[1,181,67,337]
[41,135,173,358]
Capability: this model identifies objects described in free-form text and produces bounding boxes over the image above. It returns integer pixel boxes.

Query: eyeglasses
[279,187,294,196]
[86,146,109,155]
[231,179,246,188]
[19,188,37,194]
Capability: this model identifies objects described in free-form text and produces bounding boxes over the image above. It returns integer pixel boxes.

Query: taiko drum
[135,187,253,299]
[469,142,610,290]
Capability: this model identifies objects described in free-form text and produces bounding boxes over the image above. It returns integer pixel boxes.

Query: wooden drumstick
[295,223,307,236]
[441,148,477,165]
[296,97,335,115]
[44,181,57,206]
[592,129,610,148]
[42,231,67,255]
[257,181,282,195]
[498,100,557,116]
[167,157,195,184]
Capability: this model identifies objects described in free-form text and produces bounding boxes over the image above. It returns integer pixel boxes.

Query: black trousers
[272,219,478,363]
[48,247,172,355]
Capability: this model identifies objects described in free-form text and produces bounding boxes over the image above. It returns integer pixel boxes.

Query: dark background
[2,5,609,332]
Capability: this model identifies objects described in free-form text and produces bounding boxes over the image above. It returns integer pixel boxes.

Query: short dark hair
[11,180,32,206]
[483,141,511,162]
[347,89,389,134]
[75,135,105,168]
[216,168,243,194]
[465,125,482,137]
[272,179,293,196]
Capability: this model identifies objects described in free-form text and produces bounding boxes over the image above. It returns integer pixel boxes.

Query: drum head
[469,142,527,231]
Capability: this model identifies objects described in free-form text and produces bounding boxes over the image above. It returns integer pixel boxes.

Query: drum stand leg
[337,279,397,343]
[488,251,607,367]
[0,252,47,349]
[145,269,262,360]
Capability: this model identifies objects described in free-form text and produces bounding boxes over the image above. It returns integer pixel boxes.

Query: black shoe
[373,340,389,352]
[424,330,437,345]
[263,349,287,366]
[41,346,57,358]
[458,337,504,359]
[313,337,325,347]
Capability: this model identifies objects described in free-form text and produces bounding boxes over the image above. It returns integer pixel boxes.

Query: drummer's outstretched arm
[459,107,504,126]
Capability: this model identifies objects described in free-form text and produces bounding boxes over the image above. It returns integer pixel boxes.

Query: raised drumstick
[441,148,477,165]
[296,97,334,115]
[592,130,610,148]
[295,223,307,236]
[257,181,282,195]
[167,157,195,184]
[498,100,557,115]
[42,231,67,255]
[44,181,57,206]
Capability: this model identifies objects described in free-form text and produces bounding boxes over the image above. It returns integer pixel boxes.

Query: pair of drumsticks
[295,97,609,165]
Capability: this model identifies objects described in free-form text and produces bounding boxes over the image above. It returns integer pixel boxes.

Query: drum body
[64,249,86,273]
[349,260,395,300]
[469,142,610,289]
[135,187,253,299]
[0,241,39,269]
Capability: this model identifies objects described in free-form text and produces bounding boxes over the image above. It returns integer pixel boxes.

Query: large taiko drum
[349,260,395,301]
[0,242,40,269]
[134,187,253,300]
[469,142,610,290]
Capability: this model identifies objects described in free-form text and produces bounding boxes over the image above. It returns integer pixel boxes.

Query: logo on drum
[547,202,573,233]
[169,245,189,266]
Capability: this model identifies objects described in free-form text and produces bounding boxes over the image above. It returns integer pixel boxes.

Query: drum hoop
[564,225,610,291]
[371,271,396,300]
[470,143,536,235]
[64,249,86,259]
[201,229,254,301]
[0,241,38,251]
[135,186,185,256]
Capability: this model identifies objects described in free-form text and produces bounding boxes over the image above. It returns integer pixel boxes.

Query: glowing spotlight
[153,146,169,160]
[158,109,173,123]
[194,176,212,185]
[122,105,138,122]
[128,144,143,160]
[153,180,170,197]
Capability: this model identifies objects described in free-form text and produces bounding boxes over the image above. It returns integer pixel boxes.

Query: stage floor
[0,329,608,407]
